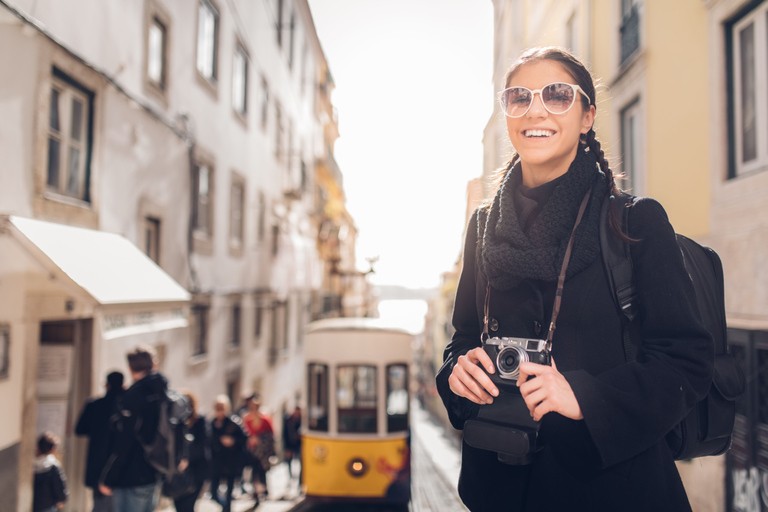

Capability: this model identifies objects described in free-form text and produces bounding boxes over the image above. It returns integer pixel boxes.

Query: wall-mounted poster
[0,326,8,380]
[37,345,73,397]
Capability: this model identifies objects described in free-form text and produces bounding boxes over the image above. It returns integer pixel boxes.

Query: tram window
[337,365,377,433]
[387,364,409,432]
[307,363,328,431]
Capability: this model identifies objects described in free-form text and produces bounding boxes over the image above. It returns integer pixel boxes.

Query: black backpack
[599,192,746,460]
[136,388,196,497]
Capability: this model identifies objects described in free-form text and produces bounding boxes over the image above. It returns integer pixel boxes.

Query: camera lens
[496,346,528,380]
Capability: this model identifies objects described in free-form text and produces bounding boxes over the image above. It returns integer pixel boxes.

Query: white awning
[5,215,190,305]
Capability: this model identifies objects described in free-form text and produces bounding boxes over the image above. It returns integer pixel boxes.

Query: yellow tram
[302,317,412,506]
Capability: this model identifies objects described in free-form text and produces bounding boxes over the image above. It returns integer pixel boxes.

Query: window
[275,100,283,161]
[301,43,309,97]
[192,304,209,356]
[337,365,377,433]
[230,177,245,246]
[196,0,219,82]
[620,0,640,65]
[257,191,266,241]
[144,216,161,263]
[232,44,248,116]
[260,78,269,131]
[729,3,768,177]
[0,325,9,380]
[268,300,287,365]
[276,0,284,47]
[271,224,280,256]
[194,164,213,236]
[386,364,409,432]
[307,363,328,431]
[254,300,263,339]
[47,70,93,202]
[288,11,296,70]
[230,298,242,346]
[147,17,167,90]
[620,98,643,194]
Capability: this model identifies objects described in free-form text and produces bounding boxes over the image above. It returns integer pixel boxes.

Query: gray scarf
[477,148,607,290]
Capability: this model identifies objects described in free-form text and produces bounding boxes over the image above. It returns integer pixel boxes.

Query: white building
[0,1,338,510]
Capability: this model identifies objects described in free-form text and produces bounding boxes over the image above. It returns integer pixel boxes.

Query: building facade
[0,1,361,510]
[481,1,768,511]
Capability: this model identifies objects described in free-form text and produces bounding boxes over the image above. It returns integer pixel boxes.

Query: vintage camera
[484,337,551,386]
[462,337,551,465]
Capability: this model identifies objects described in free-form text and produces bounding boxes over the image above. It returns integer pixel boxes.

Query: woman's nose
[526,92,548,117]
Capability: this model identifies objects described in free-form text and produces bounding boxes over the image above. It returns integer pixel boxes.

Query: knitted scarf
[477,147,608,290]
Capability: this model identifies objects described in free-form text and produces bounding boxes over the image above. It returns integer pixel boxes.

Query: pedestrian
[75,371,124,512]
[282,405,302,482]
[172,390,209,512]
[99,345,167,512]
[242,393,274,505]
[436,46,713,512]
[209,395,247,512]
[33,432,69,512]
[235,392,255,496]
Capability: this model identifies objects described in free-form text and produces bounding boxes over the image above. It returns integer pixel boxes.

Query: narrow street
[167,401,468,512]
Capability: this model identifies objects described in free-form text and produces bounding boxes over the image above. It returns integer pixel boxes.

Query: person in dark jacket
[75,371,124,512]
[209,395,247,512]
[436,47,713,512]
[99,345,166,512]
[173,390,209,512]
[282,406,302,482]
[33,432,69,512]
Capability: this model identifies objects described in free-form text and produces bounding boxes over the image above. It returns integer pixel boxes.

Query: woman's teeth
[525,129,554,138]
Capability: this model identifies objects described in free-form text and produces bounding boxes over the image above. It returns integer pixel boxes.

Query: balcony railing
[620,5,640,65]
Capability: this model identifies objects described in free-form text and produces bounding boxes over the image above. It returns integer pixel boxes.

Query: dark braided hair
[488,46,632,242]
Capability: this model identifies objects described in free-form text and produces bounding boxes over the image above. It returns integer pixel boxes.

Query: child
[33,432,69,512]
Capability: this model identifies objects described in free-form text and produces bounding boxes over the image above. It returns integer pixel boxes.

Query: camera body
[462,337,552,465]
[483,337,551,386]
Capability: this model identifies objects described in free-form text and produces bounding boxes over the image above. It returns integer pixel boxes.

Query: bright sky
[307,1,494,290]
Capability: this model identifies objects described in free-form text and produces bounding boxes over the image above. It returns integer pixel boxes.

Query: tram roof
[305,317,412,336]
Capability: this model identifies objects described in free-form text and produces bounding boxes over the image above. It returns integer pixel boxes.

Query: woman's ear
[581,104,596,134]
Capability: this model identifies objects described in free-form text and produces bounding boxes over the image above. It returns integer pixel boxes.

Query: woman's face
[505,60,595,186]
[214,402,227,420]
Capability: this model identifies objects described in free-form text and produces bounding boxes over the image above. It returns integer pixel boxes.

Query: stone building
[0,1,359,510]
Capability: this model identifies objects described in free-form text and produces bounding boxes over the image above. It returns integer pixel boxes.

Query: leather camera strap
[482,189,592,350]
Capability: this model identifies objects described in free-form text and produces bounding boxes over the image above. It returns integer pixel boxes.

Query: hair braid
[585,129,635,243]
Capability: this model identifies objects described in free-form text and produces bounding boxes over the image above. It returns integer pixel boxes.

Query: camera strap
[483,189,592,351]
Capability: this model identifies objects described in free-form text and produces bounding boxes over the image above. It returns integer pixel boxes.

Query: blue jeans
[112,483,158,512]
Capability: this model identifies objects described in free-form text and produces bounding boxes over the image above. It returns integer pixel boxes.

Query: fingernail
[486,398,493,404]
[492,388,499,396]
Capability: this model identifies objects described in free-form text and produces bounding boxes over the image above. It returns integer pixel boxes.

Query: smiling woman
[436,47,714,512]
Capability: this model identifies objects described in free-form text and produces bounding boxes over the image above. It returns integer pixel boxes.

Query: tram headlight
[347,457,367,477]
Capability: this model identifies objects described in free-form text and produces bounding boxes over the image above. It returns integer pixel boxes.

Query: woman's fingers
[449,348,499,403]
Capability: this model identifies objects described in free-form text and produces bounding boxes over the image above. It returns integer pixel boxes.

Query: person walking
[173,390,209,512]
[75,371,124,512]
[209,395,247,512]
[99,345,168,512]
[33,432,69,512]
[436,47,713,512]
[242,393,274,505]
[282,406,302,483]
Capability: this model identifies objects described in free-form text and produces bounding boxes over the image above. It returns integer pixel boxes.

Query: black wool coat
[436,197,714,512]
[75,389,124,488]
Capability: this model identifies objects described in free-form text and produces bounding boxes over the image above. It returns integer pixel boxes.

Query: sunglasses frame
[498,82,591,118]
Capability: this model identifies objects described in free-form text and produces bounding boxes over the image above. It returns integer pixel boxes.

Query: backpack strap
[599,192,639,362]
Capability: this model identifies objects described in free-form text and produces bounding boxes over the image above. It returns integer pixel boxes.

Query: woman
[173,391,209,512]
[209,395,247,512]
[436,47,713,512]
[242,393,274,505]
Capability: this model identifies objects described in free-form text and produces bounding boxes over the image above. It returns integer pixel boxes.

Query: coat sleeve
[74,400,93,436]
[563,197,714,469]
[51,464,69,504]
[435,209,483,430]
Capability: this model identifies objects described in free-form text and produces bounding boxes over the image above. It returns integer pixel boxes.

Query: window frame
[192,152,215,254]
[336,364,378,434]
[144,216,161,264]
[619,97,644,195]
[196,0,220,92]
[307,363,329,432]
[144,1,171,102]
[232,41,249,120]
[229,296,242,347]
[229,172,246,255]
[191,303,210,357]
[46,69,94,204]
[0,325,9,380]
[729,3,768,178]
[386,363,409,432]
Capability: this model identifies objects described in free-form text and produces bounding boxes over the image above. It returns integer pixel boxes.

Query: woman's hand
[448,347,500,405]
[220,435,235,448]
[517,358,583,422]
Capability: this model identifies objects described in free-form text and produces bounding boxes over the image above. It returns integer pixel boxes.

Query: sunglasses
[499,82,591,118]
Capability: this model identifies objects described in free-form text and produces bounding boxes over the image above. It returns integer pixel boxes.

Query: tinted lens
[502,87,532,117]
[542,83,576,113]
